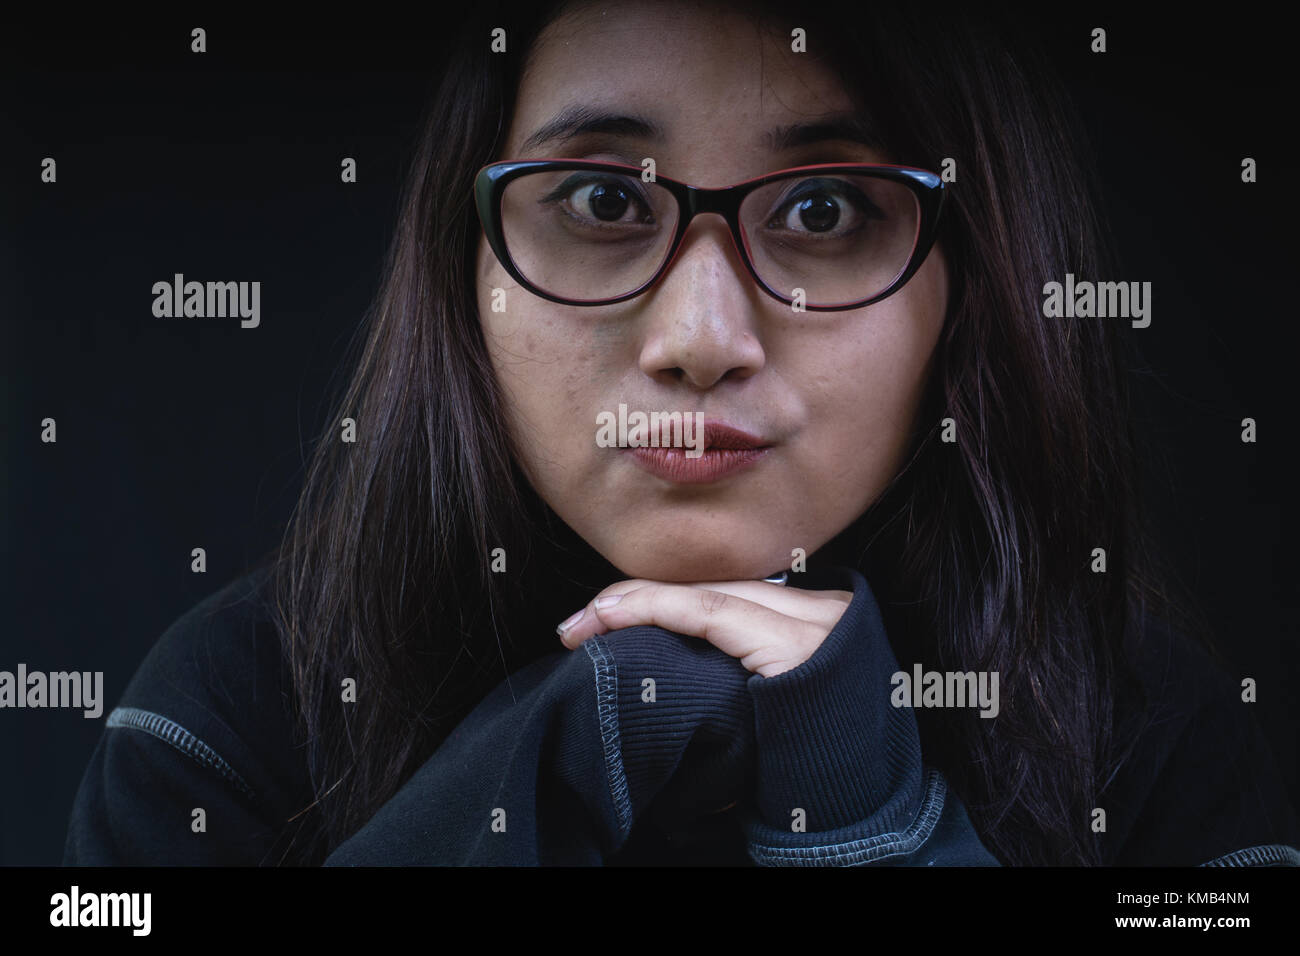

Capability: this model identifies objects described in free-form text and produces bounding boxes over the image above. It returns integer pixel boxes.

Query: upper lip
[699,421,771,450]
[630,417,771,450]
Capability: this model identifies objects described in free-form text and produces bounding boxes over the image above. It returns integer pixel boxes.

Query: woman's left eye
[768,182,880,237]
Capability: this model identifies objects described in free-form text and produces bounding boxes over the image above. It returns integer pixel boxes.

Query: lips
[626,418,773,484]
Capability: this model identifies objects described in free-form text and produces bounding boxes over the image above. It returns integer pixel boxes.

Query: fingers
[569,582,827,672]
[554,574,856,677]
[555,578,656,645]
[558,578,850,646]
[663,579,851,627]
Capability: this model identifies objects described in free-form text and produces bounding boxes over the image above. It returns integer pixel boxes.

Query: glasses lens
[499,168,680,302]
[739,173,921,307]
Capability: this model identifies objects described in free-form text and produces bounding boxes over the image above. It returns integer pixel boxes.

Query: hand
[557,577,853,678]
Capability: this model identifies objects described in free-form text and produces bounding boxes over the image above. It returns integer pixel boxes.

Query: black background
[2,11,1295,866]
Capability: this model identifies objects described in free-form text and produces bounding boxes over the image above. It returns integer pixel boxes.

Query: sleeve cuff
[746,565,922,834]
[593,626,754,821]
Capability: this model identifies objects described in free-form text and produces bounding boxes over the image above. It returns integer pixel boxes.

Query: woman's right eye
[542,176,655,226]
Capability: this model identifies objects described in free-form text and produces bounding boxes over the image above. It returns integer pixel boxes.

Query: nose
[635,213,767,390]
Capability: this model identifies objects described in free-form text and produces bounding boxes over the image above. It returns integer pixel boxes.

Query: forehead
[506,1,865,171]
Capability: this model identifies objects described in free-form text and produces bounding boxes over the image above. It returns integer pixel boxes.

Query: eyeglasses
[474,159,945,311]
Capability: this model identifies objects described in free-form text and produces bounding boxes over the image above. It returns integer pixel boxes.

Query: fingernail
[594,594,623,609]
[556,607,585,637]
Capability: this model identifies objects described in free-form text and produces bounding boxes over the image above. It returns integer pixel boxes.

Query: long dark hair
[268,0,1212,865]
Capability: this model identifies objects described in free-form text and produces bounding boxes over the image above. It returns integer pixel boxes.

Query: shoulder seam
[106,705,256,800]
[1199,844,1300,867]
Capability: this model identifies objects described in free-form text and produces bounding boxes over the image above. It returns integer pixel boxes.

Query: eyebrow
[519,105,662,153]
[764,113,883,152]
[519,105,883,155]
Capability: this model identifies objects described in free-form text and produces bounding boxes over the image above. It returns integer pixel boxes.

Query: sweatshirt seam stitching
[582,639,633,840]
[1198,844,1300,867]
[746,768,944,865]
[105,705,256,799]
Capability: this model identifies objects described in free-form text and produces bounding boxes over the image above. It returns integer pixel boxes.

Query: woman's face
[476,0,948,583]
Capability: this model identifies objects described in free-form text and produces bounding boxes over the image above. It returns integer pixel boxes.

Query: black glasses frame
[474,159,946,311]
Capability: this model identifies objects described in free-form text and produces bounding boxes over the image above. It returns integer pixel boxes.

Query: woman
[65,0,1299,866]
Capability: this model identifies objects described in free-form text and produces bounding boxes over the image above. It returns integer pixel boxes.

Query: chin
[604,542,789,584]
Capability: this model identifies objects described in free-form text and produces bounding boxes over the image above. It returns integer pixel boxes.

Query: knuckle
[699,589,730,615]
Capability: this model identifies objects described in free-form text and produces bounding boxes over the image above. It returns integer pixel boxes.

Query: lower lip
[627,446,770,484]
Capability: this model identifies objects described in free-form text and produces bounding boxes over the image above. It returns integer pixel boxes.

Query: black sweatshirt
[62,563,1299,866]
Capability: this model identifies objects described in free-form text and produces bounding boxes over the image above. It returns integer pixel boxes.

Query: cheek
[798,276,945,503]
[475,243,611,480]
[840,336,924,468]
